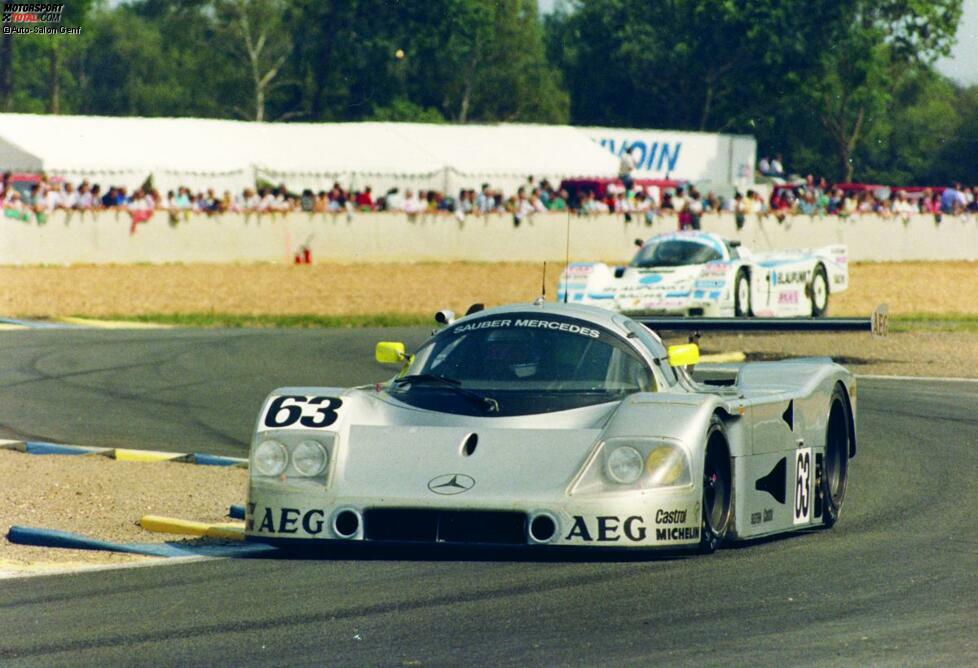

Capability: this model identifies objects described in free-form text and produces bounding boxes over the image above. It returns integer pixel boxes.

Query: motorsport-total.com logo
[2,2,80,35]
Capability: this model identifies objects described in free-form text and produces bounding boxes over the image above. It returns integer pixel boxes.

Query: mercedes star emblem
[427,473,476,495]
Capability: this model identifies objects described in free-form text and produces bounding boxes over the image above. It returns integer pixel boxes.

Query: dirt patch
[1,261,975,319]
[0,450,246,575]
[687,331,978,378]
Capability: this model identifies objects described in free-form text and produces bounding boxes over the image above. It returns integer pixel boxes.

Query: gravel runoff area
[0,451,247,575]
[0,261,975,318]
[1,259,975,574]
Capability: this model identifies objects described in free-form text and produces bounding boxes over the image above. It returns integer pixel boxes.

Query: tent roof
[391,123,619,178]
[254,122,444,176]
[0,113,254,174]
[0,115,619,183]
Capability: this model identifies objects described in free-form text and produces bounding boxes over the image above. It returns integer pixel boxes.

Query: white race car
[244,302,883,553]
[558,231,849,317]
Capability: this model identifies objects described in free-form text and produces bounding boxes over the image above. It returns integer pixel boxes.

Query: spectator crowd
[2,170,978,236]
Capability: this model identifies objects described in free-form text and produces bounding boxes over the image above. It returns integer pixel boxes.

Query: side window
[622,321,671,387]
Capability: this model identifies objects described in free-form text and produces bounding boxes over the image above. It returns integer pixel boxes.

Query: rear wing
[636,304,888,337]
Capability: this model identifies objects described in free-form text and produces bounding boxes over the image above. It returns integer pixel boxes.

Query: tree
[547,0,841,131]
[0,32,12,111]
[803,0,963,180]
[214,0,295,121]
[44,0,94,114]
[937,85,978,184]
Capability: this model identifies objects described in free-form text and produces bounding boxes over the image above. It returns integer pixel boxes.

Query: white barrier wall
[1,210,977,265]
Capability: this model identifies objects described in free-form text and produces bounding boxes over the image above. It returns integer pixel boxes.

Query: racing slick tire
[810,264,830,317]
[700,416,732,553]
[819,385,852,528]
[733,269,751,317]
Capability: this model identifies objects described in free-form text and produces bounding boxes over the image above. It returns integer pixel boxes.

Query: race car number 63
[263,395,343,429]
[793,447,812,524]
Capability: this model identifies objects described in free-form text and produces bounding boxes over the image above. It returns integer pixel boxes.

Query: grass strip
[888,313,978,333]
[93,313,435,329]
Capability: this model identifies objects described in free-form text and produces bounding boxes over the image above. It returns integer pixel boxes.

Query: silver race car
[246,302,884,553]
[558,231,849,317]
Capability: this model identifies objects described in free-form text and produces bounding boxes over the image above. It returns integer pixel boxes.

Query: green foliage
[369,99,446,124]
[0,0,972,184]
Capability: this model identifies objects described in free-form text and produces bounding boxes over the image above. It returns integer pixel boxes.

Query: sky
[539,0,978,86]
[936,0,978,85]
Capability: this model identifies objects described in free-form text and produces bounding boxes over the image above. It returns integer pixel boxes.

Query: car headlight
[645,444,691,487]
[254,439,288,476]
[292,440,328,477]
[606,446,644,484]
[571,438,693,495]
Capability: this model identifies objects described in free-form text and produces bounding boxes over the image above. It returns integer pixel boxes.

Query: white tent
[0,113,255,193]
[0,115,621,196]
[252,122,447,195]
[390,123,619,194]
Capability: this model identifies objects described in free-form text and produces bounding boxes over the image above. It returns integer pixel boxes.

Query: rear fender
[813,245,849,293]
[558,262,616,305]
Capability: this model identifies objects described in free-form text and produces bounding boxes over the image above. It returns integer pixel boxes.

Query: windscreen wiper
[392,374,500,413]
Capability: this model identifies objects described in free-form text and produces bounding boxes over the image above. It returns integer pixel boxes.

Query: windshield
[389,313,654,417]
[631,239,723,267]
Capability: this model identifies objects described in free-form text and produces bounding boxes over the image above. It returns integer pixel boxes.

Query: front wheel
[734,269,751,317]
[700,417,732,553]
[810,265,829,317]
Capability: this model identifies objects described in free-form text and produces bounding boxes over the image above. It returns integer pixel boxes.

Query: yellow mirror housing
[667,343,700,367]
[375,341,407,364]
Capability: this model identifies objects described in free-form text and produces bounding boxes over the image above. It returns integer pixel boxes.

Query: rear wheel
[820,385,851,528]
[734,269,751,317]
[700,416,732,553]
[810,265,829,316]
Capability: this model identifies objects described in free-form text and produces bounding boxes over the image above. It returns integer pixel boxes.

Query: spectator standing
[476,184,495,214]
[547,189,568,211]
[672,186,689,230]
[733,192,747,230]
[402,189,423,220]
[513,187,533,227]
[62,182,79,209]
[355,186,374,211]
[892,191,914,222]
[968,186,978,213]
[618,144,637,191]
[687,187,703,229]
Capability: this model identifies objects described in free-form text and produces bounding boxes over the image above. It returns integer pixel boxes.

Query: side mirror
[729,240,741,248]
[634,238,644,247]
[435,310,455,325]
[613,266,626,278]
[375,341,407,364]
[667,343,700,367]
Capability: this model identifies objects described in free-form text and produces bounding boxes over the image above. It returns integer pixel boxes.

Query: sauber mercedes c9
[245,302,884,553]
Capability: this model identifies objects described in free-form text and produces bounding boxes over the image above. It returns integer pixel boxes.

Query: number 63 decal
[262,395,343,430]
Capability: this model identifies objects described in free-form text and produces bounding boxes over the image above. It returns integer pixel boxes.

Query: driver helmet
[485,329,540,379]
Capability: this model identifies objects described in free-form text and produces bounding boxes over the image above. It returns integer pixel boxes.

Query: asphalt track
[0,328,976,666]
